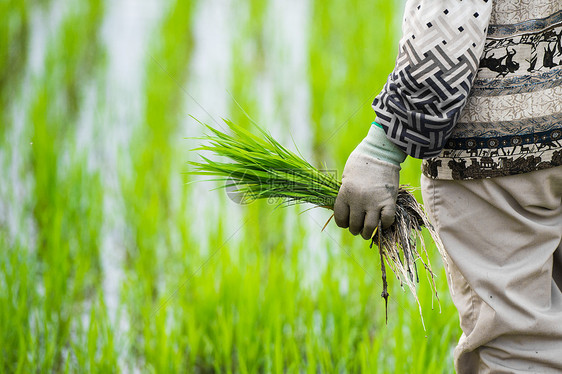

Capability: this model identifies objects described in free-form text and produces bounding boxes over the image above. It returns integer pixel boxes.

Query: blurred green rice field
[0,0,460,372]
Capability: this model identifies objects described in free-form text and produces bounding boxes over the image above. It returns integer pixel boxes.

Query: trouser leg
[552,241,562,293]
[421,167,562,373]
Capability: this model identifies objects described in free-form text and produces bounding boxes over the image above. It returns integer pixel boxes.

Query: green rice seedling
[189,118,446,326]
[190,119,340,208]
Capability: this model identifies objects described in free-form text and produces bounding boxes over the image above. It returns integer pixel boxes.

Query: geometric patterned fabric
[373,0,493,159]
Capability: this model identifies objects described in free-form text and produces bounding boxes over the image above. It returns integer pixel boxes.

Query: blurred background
[0,0,460,372]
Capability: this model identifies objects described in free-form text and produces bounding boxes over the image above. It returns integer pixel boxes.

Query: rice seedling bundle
[189,119,446,326]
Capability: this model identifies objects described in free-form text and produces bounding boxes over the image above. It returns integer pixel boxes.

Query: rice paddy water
[1,0,461,372]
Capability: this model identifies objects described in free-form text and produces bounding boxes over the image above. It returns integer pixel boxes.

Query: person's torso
[423,0,562,180]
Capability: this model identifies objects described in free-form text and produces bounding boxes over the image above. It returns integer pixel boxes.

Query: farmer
[334,1,562,372]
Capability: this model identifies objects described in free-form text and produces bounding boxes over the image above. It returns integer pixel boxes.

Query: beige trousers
[421,167,562,373]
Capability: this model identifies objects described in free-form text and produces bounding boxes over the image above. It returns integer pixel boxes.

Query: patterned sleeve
[372,0,492,159]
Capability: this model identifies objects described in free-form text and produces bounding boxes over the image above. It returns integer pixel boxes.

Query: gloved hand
[334,123,407,240]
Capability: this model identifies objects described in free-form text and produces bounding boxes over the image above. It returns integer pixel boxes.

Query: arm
[373,0,493,158]
[335,0,492,238]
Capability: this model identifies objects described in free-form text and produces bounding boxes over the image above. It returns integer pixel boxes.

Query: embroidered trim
[423,149,562,180]
[444,128,562,151]
[422,127,562,179]
[452,114,562,138]
[476,21,562,82]
[472,68,562,96]
[488,9,562,37]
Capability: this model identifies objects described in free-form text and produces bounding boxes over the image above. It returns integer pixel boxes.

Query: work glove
[334,123,407,240]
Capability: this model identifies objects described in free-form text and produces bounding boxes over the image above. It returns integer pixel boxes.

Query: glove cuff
[355,123,407,166]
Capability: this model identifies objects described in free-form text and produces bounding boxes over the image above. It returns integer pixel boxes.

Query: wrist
[355,123,407,166]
